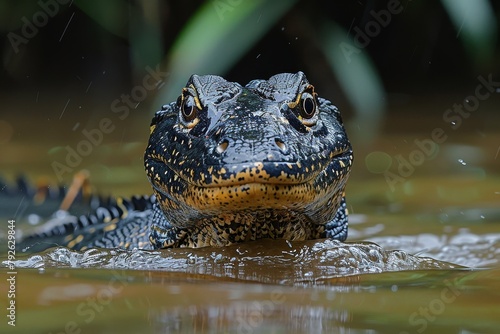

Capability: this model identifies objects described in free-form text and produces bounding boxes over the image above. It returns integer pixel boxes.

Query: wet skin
[19,72,353,250]
[145,72,353,248]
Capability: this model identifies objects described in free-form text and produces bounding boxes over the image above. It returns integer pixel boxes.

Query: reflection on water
[1,266,499,333]
[5,228,500,332]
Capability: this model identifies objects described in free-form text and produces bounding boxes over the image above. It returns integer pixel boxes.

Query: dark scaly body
[17,72,353,251]
[1,174,153,252]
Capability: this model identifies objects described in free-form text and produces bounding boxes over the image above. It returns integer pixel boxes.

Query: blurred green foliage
[0,0,498,140]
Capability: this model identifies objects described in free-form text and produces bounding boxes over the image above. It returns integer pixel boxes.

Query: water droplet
[28,214,41,225]
[458,159,467,166]
[281,27,285,31]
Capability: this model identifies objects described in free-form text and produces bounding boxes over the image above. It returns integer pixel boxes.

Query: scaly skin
[19,72,353,251]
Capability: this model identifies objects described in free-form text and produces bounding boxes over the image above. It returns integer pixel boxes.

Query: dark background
[1,1,499,89]
[0,0,499,194]
[2,1,499,91]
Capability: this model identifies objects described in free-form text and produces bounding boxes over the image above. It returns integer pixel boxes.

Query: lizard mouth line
[146,150,351,189]
[151,177,320,213]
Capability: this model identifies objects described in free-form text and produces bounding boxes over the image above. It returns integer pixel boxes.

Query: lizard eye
[181,95,198,122]
[300,92,316,119]
[178,88,201,128]
[283,85,319,132]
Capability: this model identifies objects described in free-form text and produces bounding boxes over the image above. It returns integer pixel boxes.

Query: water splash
[3,239,459,284]
[371,231,500,268]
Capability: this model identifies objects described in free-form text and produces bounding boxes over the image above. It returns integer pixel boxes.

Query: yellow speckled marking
[179,182,317,213]
[196,162,306,187]
[116,197,129,219]
[67,234,84,248]
[104,223,117,232]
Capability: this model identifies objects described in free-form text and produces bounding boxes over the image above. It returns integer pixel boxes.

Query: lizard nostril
[274,138,286,152]
[216,139,229,154]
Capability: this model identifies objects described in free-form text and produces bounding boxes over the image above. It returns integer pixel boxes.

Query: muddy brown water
[1,91,500,333]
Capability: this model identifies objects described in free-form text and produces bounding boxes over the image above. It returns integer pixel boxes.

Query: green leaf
[157,0,298,103]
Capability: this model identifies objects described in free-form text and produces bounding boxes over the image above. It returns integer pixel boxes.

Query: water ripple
[2,239,459,284]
